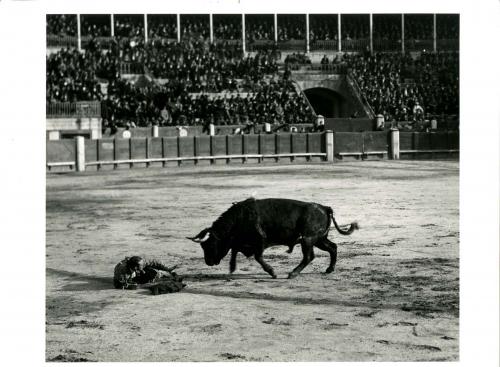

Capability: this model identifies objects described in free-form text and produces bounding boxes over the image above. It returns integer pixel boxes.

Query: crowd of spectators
[148,15,177,39]
[181,15,209,40]
[404,15,433,40]
[245,16,274,42]
[372,15,401,40]
[46,47,106,103]
[110,38,277,89]
[102,77,314,127]
[114,15,144,39]
[81,15,111,37]
[436,14,459,39]
[47,14,458,44]
[277,15,305,41]
[214,15,242,40]
[341,15,369,40]
[47,14,77,36]
[344,51,459,123]
[47,37,314,127]
[284,53,312,65]
[309,15,338,42]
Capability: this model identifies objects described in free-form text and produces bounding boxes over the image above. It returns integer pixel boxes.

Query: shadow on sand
[47,268,113,291]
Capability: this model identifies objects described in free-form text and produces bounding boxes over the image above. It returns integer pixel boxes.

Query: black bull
[187,198,358,279]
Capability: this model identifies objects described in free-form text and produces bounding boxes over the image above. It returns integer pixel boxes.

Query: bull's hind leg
[315,238,338,273]
[254,252,277,279]
[288,238,316,279]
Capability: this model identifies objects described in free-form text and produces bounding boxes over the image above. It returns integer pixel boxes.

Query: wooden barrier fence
[47,132,331,171]
[46,130,459,172]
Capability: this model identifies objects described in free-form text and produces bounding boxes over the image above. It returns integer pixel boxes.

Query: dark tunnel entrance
[303,88,347,118]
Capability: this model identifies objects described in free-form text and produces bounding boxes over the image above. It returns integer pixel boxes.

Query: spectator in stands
[343,51,458,122]
[148,15,177,39]
[277,15,305,41]
[214,15,242,40]
[245,16,274,42]
[47,14,77,36]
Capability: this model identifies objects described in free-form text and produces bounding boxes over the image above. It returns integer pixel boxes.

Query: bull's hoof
[271,274,277,279]
[287,272,298,279]
[325,267,335,274]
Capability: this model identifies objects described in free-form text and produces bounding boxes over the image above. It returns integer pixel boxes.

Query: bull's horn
[187,227,211,243]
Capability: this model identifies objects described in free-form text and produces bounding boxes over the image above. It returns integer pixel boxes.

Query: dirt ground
[46,160,459,362]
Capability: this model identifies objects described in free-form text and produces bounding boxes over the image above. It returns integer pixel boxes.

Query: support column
[75,136,86,172]
[433,13,437,52]
[306,14,310,53]
[144,14,148,43]
[369,13,373,54]
[242,14,246,55]
[177,14,181,42]
[338,14,342,52]
[77,14,81,51]
[390,128,400,160]
[209,13,214,43]
[401,14,405,53]
[274,14,278,42]
[325,130,334,162]
[209,124,215,136]
[111,14,114,37]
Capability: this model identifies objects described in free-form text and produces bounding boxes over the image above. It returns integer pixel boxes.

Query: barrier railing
[342,38,369,52]
[47,132,331,171]
[46,35,78,48]
[46,101,101,118]
[81,36,115,48]
[373,38,401,52]
[405,39,433,52]
[437,38,459,51]
[46,130,459,172]
[277,39,306,51]
[310,40,338,51]
[120,62,145,75]
[334,130,459,159]
[308,63,346,73]
[247,40,276,51]
[213,39,243,46]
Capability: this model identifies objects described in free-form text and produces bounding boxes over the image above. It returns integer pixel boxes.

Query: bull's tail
[327,207,359,235]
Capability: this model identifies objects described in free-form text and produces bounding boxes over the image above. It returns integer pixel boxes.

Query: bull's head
[187,227,229,266]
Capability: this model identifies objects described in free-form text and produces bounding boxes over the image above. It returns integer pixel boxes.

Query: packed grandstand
[46,14,459,131]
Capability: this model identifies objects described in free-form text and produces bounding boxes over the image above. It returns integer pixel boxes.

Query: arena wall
[46,117,102,139]
[46,131,459,172]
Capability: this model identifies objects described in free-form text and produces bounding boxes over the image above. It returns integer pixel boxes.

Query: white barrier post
[152,125,159,138]
[48,131,60,140]
[75,136,86,172]
[390,128,400,160]
[325,130,334,162]
[209,124,215,136]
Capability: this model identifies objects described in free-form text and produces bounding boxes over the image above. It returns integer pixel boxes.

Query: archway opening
[303,88,347,118]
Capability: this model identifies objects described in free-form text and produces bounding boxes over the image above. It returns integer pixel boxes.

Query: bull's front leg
[254,253,277,279]
[288,239,315,279]
[229,249,238,274]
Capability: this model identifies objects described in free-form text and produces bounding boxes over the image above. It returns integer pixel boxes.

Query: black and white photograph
[1,0,499,365]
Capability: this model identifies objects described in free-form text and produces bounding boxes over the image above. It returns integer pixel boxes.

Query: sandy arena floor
[46,160,459,362]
